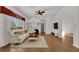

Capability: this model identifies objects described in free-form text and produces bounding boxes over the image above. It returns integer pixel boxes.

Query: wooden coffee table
[28,33,38,41]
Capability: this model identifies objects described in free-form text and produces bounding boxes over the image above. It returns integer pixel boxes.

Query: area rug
[11,36,48,48]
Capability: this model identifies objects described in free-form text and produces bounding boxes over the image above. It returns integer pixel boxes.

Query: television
[54,22,58,29]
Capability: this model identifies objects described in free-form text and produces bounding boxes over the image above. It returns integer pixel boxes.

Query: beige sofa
[8,29,29,43]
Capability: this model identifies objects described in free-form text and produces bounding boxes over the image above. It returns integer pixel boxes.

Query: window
[11,17,23,30]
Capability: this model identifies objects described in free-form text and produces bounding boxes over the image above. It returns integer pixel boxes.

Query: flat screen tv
[54,22,58,29]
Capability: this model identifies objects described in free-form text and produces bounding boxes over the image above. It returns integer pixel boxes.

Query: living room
[0,6,79,52]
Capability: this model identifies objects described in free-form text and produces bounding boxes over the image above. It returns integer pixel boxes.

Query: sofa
[8,29,29,43]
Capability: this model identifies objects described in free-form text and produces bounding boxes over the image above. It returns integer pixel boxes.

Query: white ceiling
[11,6,64,18]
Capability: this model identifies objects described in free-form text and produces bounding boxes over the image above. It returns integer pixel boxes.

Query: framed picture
[54,22,58,29]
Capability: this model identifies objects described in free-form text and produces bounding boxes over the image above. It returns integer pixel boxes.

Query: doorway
[41,23,45,35]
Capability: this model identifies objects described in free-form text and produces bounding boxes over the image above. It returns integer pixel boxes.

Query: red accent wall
[0,6,25,21]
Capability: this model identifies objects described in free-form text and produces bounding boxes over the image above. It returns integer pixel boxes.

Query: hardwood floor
[0,34,79,52]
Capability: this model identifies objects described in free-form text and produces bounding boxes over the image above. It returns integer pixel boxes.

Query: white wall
[26,17,41,33]
[73,7,79,48]
[56,6,79,48]
[0,14,4,47]
[0,14,10,47]
[56,7,78,36]
[45,17,52,34]
[51,16,62,38]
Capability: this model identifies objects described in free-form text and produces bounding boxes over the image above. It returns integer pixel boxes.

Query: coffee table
[28,36,38,41]
[28,33,38,41]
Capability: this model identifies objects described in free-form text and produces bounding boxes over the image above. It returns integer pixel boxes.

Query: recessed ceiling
[11,6,64,18]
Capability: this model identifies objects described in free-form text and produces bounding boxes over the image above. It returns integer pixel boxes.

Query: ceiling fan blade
[41,11,45,13]
[40,13,43,15]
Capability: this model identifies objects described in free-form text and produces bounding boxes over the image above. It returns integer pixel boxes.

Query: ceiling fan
[35,10,45,16]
